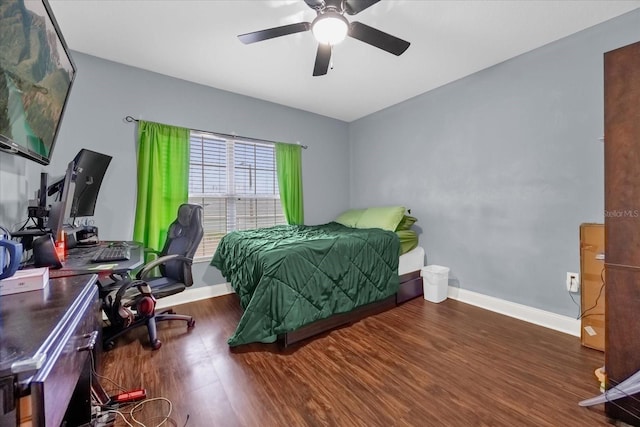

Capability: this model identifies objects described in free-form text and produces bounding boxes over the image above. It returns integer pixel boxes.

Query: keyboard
[91,246,131,263]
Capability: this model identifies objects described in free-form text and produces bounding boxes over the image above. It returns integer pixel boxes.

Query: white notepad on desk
[0,267,49,296]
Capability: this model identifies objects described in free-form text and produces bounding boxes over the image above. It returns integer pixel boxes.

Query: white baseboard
[155,283,234,310]
[446,286,581,337]
[155,283,581,338]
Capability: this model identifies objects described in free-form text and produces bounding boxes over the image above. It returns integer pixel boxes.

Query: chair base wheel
[151,339,162,350]
[187,319,195,328]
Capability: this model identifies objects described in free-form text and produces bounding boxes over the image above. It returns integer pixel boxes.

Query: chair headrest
[177,204,196,227]
[168,204,203,239]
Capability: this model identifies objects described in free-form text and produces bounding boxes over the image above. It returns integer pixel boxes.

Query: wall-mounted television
[0,0,76,165]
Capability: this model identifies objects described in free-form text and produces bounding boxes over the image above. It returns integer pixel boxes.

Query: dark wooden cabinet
[0,274,100,427]
[604,40,640,425]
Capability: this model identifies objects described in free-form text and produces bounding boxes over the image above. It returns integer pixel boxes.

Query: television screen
[0,0,76,165]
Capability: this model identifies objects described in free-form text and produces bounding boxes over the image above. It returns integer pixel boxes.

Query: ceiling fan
[237,0,410,76]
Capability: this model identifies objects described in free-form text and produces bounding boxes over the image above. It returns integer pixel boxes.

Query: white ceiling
[48,0,640,122]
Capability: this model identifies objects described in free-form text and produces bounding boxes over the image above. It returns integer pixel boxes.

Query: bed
[212,208,424,348]
[275,245,426,347]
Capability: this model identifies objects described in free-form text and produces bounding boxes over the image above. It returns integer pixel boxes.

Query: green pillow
[335,208,366,227]
[396,214,418,231]
[397,230,419,255]
[356,206,405,231]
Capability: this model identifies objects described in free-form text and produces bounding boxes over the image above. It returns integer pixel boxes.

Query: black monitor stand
[12,173,51,250]
[25,172,50,229]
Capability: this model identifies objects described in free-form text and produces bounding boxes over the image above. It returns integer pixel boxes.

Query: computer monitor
[46,160,75,241]
[69,149,112,219]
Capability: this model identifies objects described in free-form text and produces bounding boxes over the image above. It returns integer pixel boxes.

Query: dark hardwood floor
[101,295,610,426]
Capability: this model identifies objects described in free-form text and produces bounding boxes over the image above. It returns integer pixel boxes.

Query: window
[188,131,286,259]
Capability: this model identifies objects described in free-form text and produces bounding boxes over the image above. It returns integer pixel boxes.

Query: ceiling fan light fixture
[312,11,349,45]
[237,1,409,77]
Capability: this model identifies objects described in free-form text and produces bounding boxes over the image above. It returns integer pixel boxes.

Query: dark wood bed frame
[277,270,423,348]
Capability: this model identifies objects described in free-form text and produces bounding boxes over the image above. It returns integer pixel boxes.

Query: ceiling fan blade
[238,22,311,44]
[344,0,381,15]
[303,0,325,10]
[313,44,332,76]
[348,21,410,56]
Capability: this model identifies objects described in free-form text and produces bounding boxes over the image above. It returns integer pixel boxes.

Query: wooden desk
[49,241,144,279]
[0,274,100,427]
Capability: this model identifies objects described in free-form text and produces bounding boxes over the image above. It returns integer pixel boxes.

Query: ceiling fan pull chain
[330,44,335,70]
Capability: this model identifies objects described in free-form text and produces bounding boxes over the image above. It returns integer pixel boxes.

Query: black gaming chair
[102,203,204,350]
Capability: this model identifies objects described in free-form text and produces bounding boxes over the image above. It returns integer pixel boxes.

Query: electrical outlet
[566,272,580,293]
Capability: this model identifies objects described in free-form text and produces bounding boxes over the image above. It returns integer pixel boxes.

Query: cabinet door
[604,41,640,268]
[604,40,640,425]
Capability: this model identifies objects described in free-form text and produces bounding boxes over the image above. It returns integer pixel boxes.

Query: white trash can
[420,265,450,303]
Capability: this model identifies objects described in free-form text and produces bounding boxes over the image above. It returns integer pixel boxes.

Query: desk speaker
[33,235,62,269]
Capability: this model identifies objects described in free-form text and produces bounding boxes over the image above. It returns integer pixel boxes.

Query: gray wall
[0,52,350,287]
[348,9,640,317]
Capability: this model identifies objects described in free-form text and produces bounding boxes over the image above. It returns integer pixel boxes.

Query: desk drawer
[29,280,99,427]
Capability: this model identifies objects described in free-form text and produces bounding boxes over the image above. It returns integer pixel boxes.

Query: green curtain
[133,120,190,251]
[275,143,304,225]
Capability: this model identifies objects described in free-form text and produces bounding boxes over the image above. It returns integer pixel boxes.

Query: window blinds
[188,132,285,258]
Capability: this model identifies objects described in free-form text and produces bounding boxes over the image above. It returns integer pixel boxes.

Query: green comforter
[211,222,400,346]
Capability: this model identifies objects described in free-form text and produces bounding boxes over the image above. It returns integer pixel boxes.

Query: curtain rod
[124,116,308,149]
